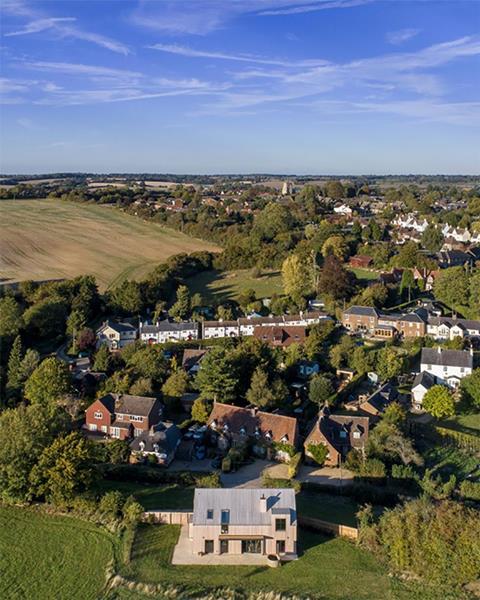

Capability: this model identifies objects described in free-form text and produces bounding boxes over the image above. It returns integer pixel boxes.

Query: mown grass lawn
[186,268,283,301]
[440,412,480,436]
[96,481,194,511]
[0,505,115,600]
[348,267,379,281]
[297,491,362,526]
[119,524,458,600]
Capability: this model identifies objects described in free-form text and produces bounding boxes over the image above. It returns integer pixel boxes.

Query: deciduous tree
[423,385,455,418]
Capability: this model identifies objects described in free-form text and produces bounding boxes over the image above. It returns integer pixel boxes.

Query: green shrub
[306,443,329,466]
[99,491,123,518]
[359,458,386,479]
[262,474,302,492]
[196,472,221,488]
[221,457,232,473]
[360,498,480,587]
[287,452,302,479]
[459,480,480,502]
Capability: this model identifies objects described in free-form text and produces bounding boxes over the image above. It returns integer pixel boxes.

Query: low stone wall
[299,516,358,540]
[143,510,192,525]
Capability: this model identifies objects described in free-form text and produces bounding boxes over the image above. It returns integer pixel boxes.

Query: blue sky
[1,0,479,174]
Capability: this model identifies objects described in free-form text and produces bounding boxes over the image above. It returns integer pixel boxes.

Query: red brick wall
[85,399,113,432]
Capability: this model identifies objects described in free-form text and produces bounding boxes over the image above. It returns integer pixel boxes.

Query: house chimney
[260,494,268,512]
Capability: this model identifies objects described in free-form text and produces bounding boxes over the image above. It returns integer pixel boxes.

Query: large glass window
[221,509,230,533]
[275,518,286,532]
[241,539,262,554]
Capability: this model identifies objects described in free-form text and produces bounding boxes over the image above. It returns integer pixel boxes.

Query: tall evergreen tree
[6,335,23,400]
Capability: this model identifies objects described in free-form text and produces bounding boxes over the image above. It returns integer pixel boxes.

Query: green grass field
[120,524,455,600]
[348,267,379,281]
[97,481,194,511]
[0,199,219,290]
[0,506,115,600]
[440,412,480,436]
[186,268,283,301]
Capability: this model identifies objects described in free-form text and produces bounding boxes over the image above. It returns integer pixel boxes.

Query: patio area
[171,525,272,565]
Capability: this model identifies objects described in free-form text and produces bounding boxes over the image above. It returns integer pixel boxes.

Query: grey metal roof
[193,488,296,526]
[421,348,473,368]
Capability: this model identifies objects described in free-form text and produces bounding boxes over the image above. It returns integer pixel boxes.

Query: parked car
[211,456,222,469]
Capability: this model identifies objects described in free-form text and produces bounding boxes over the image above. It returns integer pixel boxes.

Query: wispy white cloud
[2,1,129,54]
[259,0,373,16]
[386,28,421,45]
[149,42,330,67]
[131,0,373,34]
[5,17,76,37]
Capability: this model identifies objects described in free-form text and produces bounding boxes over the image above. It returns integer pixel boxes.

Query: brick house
[85,393,163,439]
[207,403,299,463]
[253,325,307,348]
[342,306,379,334]
[304,407,369,467]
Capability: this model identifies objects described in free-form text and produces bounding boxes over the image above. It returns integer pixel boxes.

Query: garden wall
[143,510,192,525]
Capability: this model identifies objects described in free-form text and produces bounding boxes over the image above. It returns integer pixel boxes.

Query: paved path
[172,524,269,565]
[297,465,354,487]
[220,460,272,488]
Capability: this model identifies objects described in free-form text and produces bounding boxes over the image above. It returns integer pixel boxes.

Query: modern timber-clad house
[189,488,297,559]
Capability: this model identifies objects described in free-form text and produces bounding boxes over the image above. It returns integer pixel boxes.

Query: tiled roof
[130,422,181,453]
[421,348,473,369]
[412,371,435,390]
[305,411,369,452]
[253,325,306,347]
[102,393,159,417]
[343,305,378,317]
[99,320,136,334]
[207,403,298,446]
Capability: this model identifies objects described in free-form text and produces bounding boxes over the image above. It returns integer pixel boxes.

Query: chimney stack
[260,494,268,512]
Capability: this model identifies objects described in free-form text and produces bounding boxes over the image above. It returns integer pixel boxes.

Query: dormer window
[139,441,145,451]
[280,434,288,443]
[211,420,217,430]
[223,423,229,433]
[153,443,159,453]
[340,430,347,439]
[353,431,361,439]
[254,427,260,438]
[265,431,272,441]
[239,426,246,436]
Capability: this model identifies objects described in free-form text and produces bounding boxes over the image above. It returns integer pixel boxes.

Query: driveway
[221,459,273,488]
[168,459,212,472]
[297,465,354,487]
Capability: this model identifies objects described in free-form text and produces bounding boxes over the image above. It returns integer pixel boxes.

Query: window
[220,540,229,554]
[94,411,103,420]
[204,540,214,554]
[353,431,361,439]
[117,414,123,421]
[242,539,262,554]
[339,430,347,439]
[111,427,120,439]
[221,509,230,533]
[89,424,97,432]
[275,518,286,532]
[131,415,143,422]
[207,509,214,520]
[101,425,108,433]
